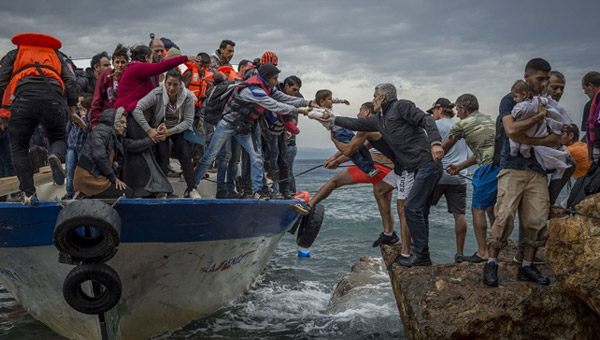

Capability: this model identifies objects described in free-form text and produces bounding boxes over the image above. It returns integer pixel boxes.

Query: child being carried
[510,80,571,179]
[303,89,380,177]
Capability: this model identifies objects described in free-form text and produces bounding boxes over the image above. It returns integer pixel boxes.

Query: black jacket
[334,99,441,173]
[76,68,97,94]
[78,109,153,183]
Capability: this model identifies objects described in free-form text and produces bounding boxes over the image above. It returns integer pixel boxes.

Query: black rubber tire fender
[296,203,324,248]
[62,263,122,315]
[54,199,121,262]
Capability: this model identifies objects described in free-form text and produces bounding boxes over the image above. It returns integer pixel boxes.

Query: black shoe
[225,192,240,199]
[247,192,270,200]
[517,265,550,285]
[61,193,73,200]
[48,154,65,185]
[215,191,227,199]
[372,231,399,247]
[483,261,499,287]
[393,253,432,268]
[468,252,486,263]
[454,253,466,263]
[290,201,311,215]
[280,191,292,200]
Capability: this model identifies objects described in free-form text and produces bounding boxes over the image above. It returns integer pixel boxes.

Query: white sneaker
[184,188,201,199]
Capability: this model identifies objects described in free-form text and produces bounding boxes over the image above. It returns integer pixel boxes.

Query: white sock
[487,257,497,264]
[522,260,532,267]
[401,253,410,258]
[384,232,393,236]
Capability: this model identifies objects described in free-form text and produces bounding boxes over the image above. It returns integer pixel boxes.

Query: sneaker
[21,192,38,206]
[392,253,432,267]
[290,201,311,216]
[280,191,292,200]
[512,251,545,265]
[483,261,499,287]
[184,188,201,200]
[61,193,73,200]
[454,253,466,263]
[517,265,550,285]
[48,154,65,185]
[247,192,270,200]
[215,191,227,199]
[367,168,381,177]
[225,192,241,199]
[372,231,399,247]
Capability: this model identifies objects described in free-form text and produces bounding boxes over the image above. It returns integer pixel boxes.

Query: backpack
[203,80,243,125]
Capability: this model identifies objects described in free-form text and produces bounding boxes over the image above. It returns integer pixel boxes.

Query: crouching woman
[73,108,135,198]
[132,68,200,199]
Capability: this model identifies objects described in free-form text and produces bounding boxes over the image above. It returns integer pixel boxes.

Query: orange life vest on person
[184,62,214,108]
[0,33,64,118]
[217,65,241,82]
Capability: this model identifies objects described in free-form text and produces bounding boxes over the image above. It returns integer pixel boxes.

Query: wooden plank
[0,165,62,196]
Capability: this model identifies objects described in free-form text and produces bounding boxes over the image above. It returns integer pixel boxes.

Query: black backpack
[203,80,243,125]
[567,163,600,209]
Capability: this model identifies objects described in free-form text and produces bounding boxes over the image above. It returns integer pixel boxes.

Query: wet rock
[328,256,393,314]
[546,193,600,318]
[381,241,600,340]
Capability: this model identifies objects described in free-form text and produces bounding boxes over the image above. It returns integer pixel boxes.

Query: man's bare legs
[374,180,394,233]
[309,169,355,207]
[397,199,411,255]
[472,207,490,259]
[453,212,467,255]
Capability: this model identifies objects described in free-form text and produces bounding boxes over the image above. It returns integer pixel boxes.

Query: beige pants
[487,168,549,249]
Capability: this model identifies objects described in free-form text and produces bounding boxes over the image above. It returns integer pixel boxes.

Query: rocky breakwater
[381,241,600,340]
[546,193,600,317]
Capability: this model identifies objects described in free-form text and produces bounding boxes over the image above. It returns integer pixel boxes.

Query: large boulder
[382,242,600,340]
[546,193,600,317]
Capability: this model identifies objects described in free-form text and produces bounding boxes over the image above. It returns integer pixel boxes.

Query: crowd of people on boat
[1,32,599,287]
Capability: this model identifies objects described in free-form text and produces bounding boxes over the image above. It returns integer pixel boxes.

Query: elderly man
[323,83,444,267]
[544,71,566,102]
[210,40,235,73]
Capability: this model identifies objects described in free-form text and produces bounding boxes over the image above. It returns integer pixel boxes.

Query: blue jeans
[287,144,297,193]
[65,148,81,195]
[194,120,263,193]
[216,138,241,194]
[403,161,443,256]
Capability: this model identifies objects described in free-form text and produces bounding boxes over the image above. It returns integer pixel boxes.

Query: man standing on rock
[321,83,444,267]
[484,58,561,287]
[443,94,497,264]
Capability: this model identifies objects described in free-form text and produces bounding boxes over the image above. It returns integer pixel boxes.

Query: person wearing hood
[73,108,153,198]
[132,69,200,199]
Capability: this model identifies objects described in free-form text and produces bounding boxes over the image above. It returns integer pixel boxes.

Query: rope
[567,208,600,221]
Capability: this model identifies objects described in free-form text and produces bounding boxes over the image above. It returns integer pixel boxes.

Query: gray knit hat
[258,63,280,80]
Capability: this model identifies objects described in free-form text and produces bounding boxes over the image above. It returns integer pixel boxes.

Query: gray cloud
[1,0,598,147]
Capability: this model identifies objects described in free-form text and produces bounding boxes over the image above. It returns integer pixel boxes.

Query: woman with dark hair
[89,43,129,127]
[132,69,199,198]
[73,108,154,198]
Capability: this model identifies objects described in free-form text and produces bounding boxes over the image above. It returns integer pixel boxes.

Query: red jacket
[90,67,118,127]
[113,56,187,113]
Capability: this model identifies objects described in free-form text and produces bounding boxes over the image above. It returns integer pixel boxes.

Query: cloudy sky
[1,0,598,148]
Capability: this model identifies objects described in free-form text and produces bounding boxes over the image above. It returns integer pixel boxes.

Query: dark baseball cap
[426,97,452,114]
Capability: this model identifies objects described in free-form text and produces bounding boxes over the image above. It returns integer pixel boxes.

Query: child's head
[561,123,579,146]
[315,89,333,109]
[78,92,93,114]
[511,80,531,103]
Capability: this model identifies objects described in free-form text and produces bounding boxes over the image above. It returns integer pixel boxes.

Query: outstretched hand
[431,144,444,162]
[115,178,127,191]
[446,163,461,176]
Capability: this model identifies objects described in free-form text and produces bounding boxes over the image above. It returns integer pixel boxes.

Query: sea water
[1,159,558,339]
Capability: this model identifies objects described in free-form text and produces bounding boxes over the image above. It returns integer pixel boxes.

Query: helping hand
[446,164,461,176]
[431,144,444,162]
[115,178,127,191]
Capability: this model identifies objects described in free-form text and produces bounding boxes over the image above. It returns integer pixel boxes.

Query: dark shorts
[430,183,467,215]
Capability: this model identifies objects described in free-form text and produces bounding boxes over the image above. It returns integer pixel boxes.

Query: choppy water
[1,159,559,339]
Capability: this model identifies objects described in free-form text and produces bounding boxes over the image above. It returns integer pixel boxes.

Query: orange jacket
[183,62,214,108]
[0,33,64,118]
[217,65,241,82]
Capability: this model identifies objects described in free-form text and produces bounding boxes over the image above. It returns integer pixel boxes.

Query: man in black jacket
[323,83,444,267]
[77,51,110,94]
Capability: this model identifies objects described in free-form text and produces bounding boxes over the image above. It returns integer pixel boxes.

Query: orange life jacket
[217,65,241,82]
[184,63,214,108]
[0,33,64,118]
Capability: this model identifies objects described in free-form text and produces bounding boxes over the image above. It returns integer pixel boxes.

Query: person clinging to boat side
[0,33,80,204]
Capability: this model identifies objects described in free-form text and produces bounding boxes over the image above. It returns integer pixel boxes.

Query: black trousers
[156,132,196,190]
[8,94,67,195]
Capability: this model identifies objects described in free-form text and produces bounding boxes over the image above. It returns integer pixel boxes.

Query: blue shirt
[436,118,468,185]
[497,93,545,175]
